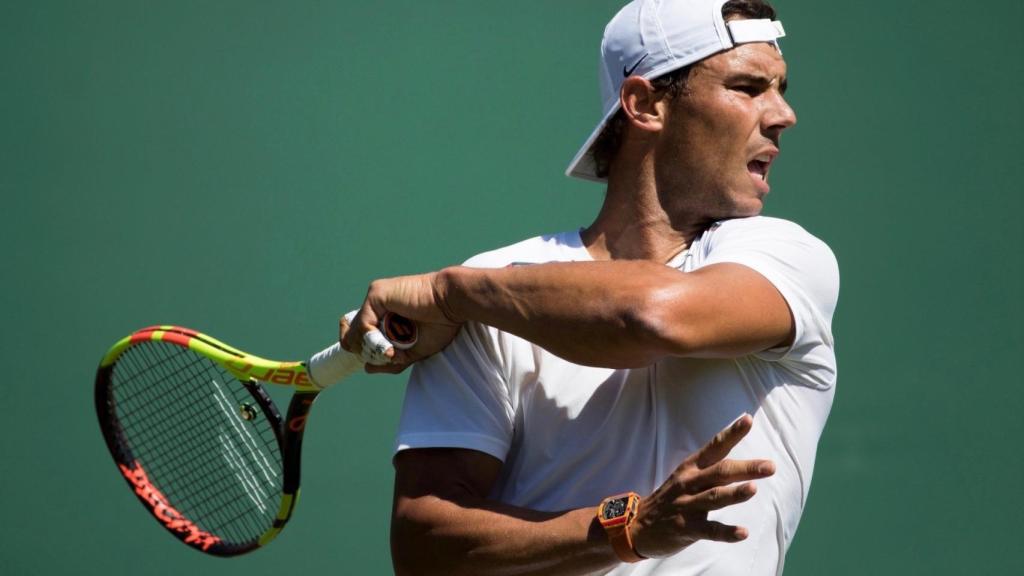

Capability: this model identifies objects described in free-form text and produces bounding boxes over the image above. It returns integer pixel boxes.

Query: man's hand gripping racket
[94,313,415,556]
[341,272,462,374]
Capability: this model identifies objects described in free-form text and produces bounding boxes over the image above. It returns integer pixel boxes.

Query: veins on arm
[437,260,794,368]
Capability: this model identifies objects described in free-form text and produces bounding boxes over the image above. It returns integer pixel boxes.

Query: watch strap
[598,492,645,563]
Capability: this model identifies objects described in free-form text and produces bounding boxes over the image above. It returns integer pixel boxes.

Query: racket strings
[133,342,282,539]
[117,343,281,542]
[126,347,277,537]
[115,348,272,541]
[123,345,278,489]
[110,341,284,546]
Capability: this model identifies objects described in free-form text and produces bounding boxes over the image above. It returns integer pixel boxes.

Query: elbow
[391,506,432,576]
[391,538,427,576]
[390,521,415,576]
[390,498,460,576]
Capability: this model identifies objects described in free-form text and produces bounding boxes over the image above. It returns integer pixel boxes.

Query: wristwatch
[597,492,644,563]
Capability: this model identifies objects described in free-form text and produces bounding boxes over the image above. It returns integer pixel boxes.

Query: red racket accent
[287,398,316,433]
[129,326,196,347]
[119,461,222,551]
[160,331,193,347]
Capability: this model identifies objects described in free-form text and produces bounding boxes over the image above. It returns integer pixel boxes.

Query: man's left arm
[344,259,793,369]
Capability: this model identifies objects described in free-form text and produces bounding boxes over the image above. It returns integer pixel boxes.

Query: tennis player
[344,1,838,574]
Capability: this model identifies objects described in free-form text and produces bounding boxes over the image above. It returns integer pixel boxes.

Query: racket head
[94,326,315,556]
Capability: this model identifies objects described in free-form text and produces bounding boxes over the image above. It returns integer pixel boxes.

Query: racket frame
[95,325,323,556]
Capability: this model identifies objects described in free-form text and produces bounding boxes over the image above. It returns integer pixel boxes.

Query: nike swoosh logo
[623,53,649,77]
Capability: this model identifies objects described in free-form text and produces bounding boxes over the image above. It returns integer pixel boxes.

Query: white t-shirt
[394,216,839,575]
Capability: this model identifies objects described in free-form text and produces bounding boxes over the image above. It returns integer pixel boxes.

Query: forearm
[349,259,790,370]
[437,261,684,367]
[392,495,617,576]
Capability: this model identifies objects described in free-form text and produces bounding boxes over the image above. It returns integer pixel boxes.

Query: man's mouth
[747,154,773,181]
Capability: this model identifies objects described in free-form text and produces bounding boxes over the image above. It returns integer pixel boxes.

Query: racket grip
[306,342,363,389]
[306,312,418,389]
[380,312,418,350]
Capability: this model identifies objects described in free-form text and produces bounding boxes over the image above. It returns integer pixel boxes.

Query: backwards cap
[566,0,785,182]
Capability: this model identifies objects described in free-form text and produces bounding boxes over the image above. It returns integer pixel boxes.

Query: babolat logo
[288,397,315,432]
[119,462,221,551]
[230,363,311,386]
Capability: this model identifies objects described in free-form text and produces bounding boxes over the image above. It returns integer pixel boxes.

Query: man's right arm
[391,448,616,576]
[391,414,774,576]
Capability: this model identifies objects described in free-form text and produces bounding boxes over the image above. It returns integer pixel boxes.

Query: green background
[2,0,1020,574]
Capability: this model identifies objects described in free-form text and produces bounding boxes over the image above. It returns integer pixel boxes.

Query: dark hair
[590,0,778,179]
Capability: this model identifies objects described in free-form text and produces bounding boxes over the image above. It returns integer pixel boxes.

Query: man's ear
[620,76,666,133]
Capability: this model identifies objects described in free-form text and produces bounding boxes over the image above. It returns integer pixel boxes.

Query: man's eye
[733,85,760,96]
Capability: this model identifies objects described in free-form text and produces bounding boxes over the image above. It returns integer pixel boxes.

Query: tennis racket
[94,314,416,556]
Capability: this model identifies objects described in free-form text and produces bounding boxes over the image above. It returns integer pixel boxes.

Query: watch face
[602,497,629,520]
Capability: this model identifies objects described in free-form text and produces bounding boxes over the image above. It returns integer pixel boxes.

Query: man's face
[653,41,796,221]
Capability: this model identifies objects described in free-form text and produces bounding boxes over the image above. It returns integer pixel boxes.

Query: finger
[687,459,775,492]
[345,305,384,357]
[391,348,410,365]
[339,314,352,351]
[695,413,753,469]
[362,329,395,365]
[392,347,423,366]
[689,520,748,543]
[680,482,758,512]
[341,310,361,354]
[365,362,408,374]
[357,302,382,333]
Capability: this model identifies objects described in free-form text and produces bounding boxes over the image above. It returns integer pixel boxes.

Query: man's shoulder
[714,215,815,236]
[710,216,835,255]
[462,231,585,268]
[701,216,839,286]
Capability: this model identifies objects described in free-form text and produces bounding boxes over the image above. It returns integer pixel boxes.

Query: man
[343,0,838,574]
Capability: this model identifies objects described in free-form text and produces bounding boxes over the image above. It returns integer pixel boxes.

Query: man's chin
[719,197,765,220]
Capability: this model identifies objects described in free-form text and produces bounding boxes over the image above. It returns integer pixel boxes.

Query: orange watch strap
[607,519,644,563]
[598,493,645,563]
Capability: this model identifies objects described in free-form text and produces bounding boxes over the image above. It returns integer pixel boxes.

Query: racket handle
[380,312,418,350]
[306,342,363,389]
[306,312,418,389]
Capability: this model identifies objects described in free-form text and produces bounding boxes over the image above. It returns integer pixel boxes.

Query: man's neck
[581,166,710,263]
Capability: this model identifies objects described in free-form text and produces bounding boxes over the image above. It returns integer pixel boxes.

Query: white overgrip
[306,342,363,389]
[307,309,415,388]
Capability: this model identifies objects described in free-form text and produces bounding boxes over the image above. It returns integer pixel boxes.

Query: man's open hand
[630,414,775,558]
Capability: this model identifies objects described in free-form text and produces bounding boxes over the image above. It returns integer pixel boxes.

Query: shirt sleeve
[702,218,840,388]
[393,320,515,462]
[391,235,564,463]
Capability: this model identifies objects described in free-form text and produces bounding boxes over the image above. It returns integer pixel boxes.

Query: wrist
[434,267,466,324]
[597,492,645,564]
[627,510,648,560]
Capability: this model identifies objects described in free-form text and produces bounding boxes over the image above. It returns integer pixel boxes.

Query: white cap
[565,0,786,182]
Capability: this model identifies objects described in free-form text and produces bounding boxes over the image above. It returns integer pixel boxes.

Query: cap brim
[564,53,721,184]
[565,101,624,183]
